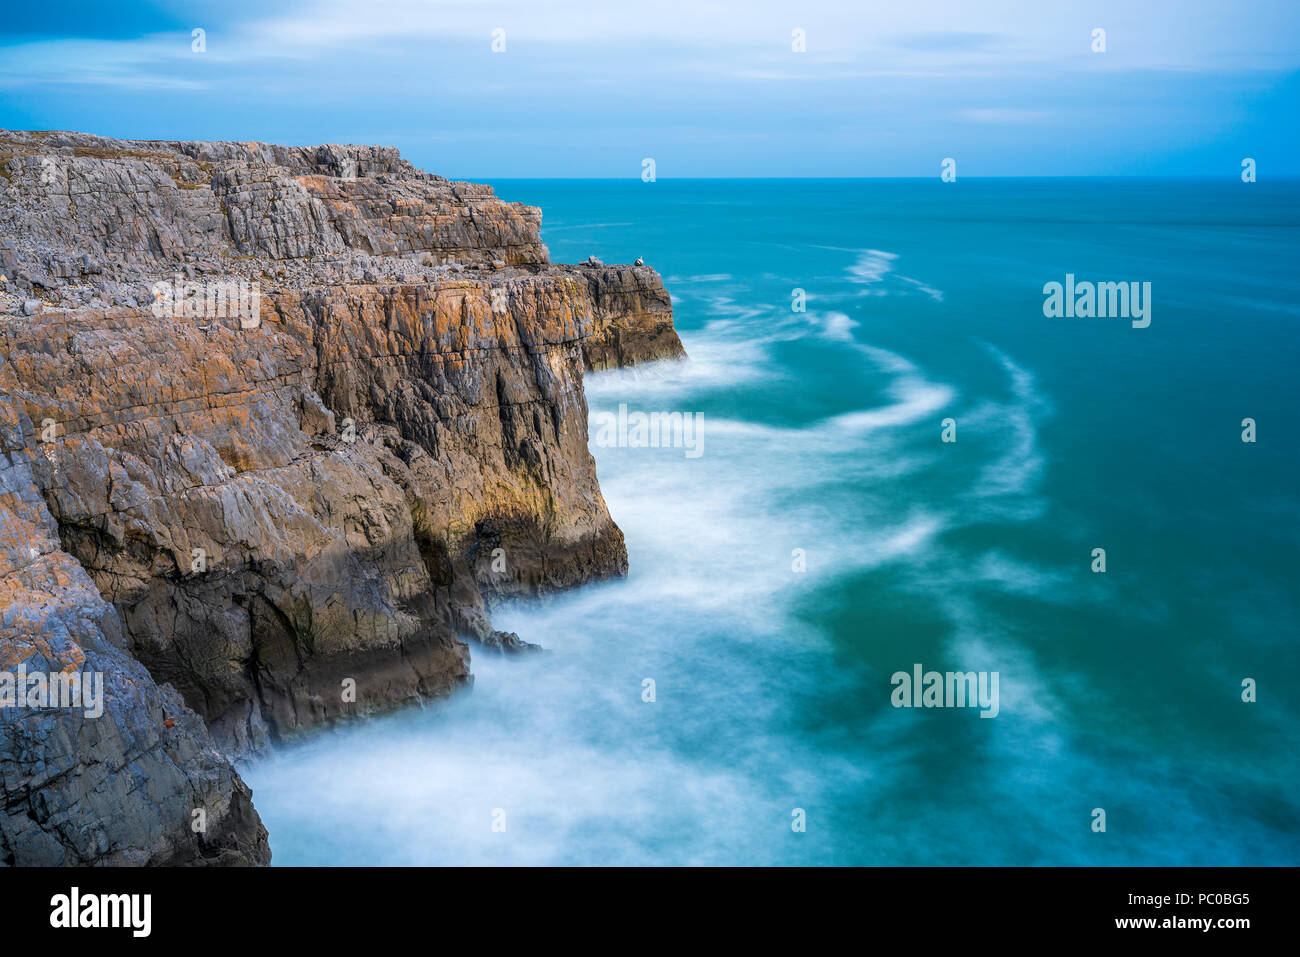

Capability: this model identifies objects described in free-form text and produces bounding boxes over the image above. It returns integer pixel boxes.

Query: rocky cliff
[0,131,684,865]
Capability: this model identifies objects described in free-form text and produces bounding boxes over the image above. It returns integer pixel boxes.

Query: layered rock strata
[0,131,684,864]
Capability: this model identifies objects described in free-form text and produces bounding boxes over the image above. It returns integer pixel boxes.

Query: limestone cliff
[0,131,684,864]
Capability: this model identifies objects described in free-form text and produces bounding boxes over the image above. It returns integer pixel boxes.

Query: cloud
[0,0,1296,176]
[0,35,211,90]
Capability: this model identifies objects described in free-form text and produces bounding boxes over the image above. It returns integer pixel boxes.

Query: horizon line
[472,174,1298,181]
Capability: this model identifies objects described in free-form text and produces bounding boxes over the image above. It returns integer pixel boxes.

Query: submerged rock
[479,630,542,655]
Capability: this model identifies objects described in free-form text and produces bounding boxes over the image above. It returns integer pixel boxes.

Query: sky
[0,0,1297,177]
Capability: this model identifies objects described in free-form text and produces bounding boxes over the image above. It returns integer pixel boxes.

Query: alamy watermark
[1,663,104,719]
[592,403,703,458]
[50,887,150,937]
[151,275,261,328]
[891,663,999,718]
[1042,273,1151,328]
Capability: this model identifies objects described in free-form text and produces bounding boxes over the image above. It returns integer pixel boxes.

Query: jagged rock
[479,631,542,655]
[581,265,688,370]
[0,131,685,865]
[0,389,269,865]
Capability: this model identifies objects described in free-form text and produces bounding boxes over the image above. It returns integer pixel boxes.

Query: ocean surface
[243,179,1300,865]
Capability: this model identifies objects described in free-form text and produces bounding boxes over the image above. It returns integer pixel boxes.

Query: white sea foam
[826,378,954,435]
[900,275,945,302]
[664,273,734,283]
[584,339,775,399]
[846,249,898,285]
[843,249,945,302]
[821,311,859,341]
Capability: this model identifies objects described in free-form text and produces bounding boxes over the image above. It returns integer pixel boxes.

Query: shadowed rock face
[0,386,269,865]
[0,131,684,864]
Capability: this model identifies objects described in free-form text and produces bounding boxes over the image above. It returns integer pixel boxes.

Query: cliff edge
[0,131,685,864]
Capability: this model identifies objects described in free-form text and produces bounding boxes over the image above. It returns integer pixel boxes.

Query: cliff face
[0,385,268,865]
[0,131,684,864]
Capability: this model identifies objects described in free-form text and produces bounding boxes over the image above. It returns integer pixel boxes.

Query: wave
[961,345,1050,512]
[844,249,945,301]
[845,248,898,285]
[663,273,734,283]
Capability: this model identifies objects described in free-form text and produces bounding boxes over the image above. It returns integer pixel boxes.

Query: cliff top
[0,129,643,317]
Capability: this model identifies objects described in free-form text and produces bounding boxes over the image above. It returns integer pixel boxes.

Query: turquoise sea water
[244,179,1300,865]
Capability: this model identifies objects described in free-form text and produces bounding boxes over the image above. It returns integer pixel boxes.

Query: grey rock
[0,129,687,866]
[479,631,542,655]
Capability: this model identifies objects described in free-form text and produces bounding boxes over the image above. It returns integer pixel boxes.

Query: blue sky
[1,0,1297,177]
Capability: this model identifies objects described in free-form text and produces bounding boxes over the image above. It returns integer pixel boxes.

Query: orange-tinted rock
[0,131,684,865]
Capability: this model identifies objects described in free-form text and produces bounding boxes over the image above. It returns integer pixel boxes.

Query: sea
[243,178,1300,865]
